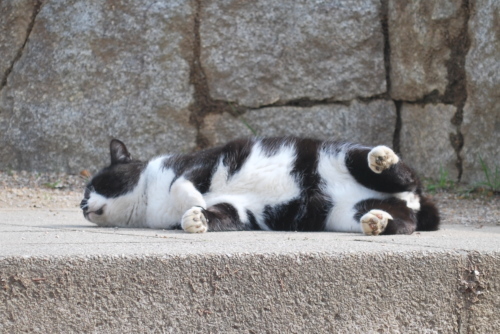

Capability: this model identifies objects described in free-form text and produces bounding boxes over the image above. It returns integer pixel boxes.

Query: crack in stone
[445,0,471,182]
[188,0,245,150]
[188,0,210,149]
[393,100,402,155]
[380,0,391,99]
[246,97,351,111]
[379,0,400,153]
[0,1,43,92]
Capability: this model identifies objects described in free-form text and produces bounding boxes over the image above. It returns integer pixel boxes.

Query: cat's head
[81,139,146,226]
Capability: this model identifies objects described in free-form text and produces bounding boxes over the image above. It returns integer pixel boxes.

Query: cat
[80,137,439,235]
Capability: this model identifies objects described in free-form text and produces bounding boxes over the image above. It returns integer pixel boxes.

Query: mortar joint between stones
[0,1,43,92]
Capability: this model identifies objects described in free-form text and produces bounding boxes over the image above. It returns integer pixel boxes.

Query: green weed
[477,156,500,193]
[227,102,258,136]
[425,166,455,193]
[43,181,63,189]
[239,117,258,136]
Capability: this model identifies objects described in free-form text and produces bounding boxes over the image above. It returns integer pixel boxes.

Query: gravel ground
[0,171,86,210]
[0,170,499,227]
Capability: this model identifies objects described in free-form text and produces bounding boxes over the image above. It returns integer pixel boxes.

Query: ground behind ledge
[0,170,499,227]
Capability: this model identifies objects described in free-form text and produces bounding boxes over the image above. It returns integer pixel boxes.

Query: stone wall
[0,0,498,184]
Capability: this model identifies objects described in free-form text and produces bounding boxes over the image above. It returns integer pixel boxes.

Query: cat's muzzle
[80,199,89,217]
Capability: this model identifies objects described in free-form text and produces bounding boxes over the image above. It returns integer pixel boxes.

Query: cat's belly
[204,144,302,230]
[324,183,388,232]
[317,149,388,232]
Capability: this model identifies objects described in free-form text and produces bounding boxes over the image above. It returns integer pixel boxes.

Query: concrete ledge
[1,209,499,333]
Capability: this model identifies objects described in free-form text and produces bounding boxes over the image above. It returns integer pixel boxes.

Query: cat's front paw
[360,210,392,236]
[368,145,399,173]
[181,207,208,233]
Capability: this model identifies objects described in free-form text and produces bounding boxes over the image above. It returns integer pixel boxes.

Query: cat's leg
[182,202,257,233]
[367,145,399,174]
[345,145,418,194]
[355,198,418,235]
[359,210,392,236]
[158,177,207,229]
[181,206,208,233]
[345,145,440,232]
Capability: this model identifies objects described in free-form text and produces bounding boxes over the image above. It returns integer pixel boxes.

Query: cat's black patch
[165,146,224,194]
[321,140,345,155]
[165,138,256,193]
[260,137,296,156]
[222,138,253,177]
[83,140,146,204]
[88,161,146,198]
[292,138,331,230]
[246,210,260,230]
[263,202,300,231]
[263,196,329,231]
[201,203,256,231]
[345,147,418,193]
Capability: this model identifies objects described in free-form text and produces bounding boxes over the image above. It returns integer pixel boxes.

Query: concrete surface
[1,208,499,333]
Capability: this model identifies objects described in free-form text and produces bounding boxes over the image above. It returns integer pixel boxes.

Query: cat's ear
[110,139,132,165]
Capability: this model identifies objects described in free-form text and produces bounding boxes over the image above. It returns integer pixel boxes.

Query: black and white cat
[81,137,439,235]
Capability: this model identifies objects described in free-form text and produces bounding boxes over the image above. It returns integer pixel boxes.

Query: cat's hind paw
[360,210,392,236]
[182,206,208,233]
[368,145,399,173]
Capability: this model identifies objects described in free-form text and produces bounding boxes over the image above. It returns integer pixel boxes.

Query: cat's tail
[416,196,440,231]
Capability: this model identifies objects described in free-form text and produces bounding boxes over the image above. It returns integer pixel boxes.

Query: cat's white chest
[144,158,180,228]
[318,148,387,232]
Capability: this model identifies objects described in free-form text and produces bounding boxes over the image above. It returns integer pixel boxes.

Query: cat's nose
[80,199,88,211]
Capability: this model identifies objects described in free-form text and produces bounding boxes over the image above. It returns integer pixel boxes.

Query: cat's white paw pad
[181,207,208,233]
[368,146,399,173]
[360,210,393,236]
